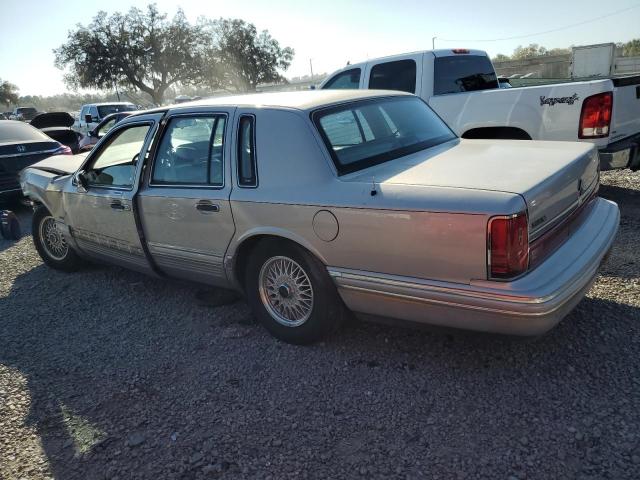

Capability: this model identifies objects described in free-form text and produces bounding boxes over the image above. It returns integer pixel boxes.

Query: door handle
[110,200,130,211]
[195,201,219,213]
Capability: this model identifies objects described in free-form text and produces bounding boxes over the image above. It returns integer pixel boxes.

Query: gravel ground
[1,170,639,480]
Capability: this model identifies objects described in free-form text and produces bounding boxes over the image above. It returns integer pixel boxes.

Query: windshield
[0,121,50,143]
[97,104,136,117]
[433,55,499,95]
[313,96,455,175]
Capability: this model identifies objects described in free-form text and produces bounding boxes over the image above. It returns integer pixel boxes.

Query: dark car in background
[78,111,133,151]
[0,120,72,203]
[30,111,83,154]
[11,107,40,121]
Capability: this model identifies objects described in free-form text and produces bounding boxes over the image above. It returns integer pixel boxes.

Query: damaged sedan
[20,90,619,344]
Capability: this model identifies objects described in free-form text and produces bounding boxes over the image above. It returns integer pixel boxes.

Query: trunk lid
[30,111,75,129]
[346,139,599,239]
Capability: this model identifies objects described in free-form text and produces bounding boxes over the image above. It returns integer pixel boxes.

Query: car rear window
[313,96,455,175]
[97,104,137,117]
[433,55,498,95]
[0,121,50,142]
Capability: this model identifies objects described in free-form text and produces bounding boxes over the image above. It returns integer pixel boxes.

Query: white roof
[172,89,412,111]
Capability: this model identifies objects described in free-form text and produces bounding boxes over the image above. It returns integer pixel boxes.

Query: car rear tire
[245,239,345,344]
[32,205,82,272]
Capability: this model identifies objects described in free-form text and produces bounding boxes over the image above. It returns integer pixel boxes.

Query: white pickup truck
[320,49,640,171]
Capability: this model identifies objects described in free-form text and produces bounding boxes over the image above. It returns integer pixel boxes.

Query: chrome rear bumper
[329,198,619,336]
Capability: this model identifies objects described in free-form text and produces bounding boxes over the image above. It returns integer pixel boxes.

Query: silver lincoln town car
[20,90,619,344]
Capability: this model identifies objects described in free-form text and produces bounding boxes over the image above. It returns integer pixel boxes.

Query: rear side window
[433,55,498,95]
[237,115,257,187]
[368,60,416,93]
[323,68,361,89]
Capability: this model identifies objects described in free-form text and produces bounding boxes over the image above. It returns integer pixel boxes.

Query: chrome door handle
[195,201,219,213]
[110,200,130,211]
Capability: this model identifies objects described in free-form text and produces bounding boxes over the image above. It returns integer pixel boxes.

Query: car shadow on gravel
[2,258,640,479]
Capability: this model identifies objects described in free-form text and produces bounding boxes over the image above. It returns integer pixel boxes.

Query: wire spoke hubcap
[40,216,68,261]
[258,256,314,327]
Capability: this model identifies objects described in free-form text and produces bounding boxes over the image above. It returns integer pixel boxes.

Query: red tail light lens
[452,49,470,54]
[579,92,612,139]
[53,144,72,155]
[488,213,529,279]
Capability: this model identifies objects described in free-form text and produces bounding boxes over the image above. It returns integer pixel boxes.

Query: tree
[0,79,19,106]
[492,53,511,62]
[622,38,640,56]
[511,44,548,60]
[206,19,294,92]
[54,5,211,104]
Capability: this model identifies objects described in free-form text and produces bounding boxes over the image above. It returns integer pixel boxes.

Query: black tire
[32,205,82,272]
[245,239,345,344]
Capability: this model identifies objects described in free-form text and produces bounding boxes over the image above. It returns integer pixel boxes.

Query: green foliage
[494,44,571,62]
[621,39,640,56]
[0,79,19,106]
[204,18,294,92]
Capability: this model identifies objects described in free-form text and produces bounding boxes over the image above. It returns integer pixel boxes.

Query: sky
[0,0,639,97]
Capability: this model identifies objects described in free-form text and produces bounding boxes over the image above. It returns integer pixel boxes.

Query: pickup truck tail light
[579,92,612,139]
[488,213,529,279]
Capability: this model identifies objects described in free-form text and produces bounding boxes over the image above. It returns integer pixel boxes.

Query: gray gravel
[1,170,639,479]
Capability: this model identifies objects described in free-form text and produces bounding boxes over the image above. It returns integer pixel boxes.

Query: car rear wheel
[245,240,344,344]
[32,205,82,271]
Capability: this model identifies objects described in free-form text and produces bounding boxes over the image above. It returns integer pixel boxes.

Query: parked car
[11,107,40,121]
[0,120,72,203]
[78,111,134,151]
[30,111,82,154]
[74,102,137,135]
[321,49,640,171]
[21,90,619,344]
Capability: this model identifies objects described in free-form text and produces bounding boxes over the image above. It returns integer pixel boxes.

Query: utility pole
[309,58,314,78]
[432,36,437,50]
[114,82,121,102]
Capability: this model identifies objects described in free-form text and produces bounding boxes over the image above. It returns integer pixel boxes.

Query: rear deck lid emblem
[16,145,26,153]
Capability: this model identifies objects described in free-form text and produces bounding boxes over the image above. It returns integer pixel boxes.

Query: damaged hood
[30,112,75,129]
[25,152,87,175]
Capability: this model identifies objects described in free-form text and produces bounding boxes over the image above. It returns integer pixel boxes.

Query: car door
[63,118,159,273]
[137,110,236,286]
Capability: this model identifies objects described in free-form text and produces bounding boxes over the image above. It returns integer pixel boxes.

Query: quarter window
[237,116,257,187]
[152,116,226,186]
[323,68,361,89]
[369,60,417,93]
[84,124,151,188]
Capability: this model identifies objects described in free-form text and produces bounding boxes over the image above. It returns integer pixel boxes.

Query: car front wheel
[32,205,82,271]
[245,240,344,344]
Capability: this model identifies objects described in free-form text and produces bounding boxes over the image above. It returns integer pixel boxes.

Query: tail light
[579,92,612,139]
[488,212,529,279]
[52,144,72,155]
[452,49,470,54]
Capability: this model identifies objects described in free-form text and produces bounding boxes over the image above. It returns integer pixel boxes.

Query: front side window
[85,124,151,188]
[369,60,417,93]
[152,116,226,186]
[237,116,256,187]
[97,118,116,137]
[314,96,455,175]
[89,106,99,120]
[323,68,361,89]
[433,55,498,95]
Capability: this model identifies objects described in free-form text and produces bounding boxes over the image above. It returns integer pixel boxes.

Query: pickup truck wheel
[245,240,344,344]
[32,206,81,272]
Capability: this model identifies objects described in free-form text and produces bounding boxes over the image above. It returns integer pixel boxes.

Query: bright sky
[0,0,639,96]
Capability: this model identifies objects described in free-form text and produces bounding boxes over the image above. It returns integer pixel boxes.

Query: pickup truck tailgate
[611,76,640,142]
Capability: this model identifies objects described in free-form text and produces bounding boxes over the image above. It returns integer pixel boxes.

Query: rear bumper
[329,198,619,336]
[599,133,640,171]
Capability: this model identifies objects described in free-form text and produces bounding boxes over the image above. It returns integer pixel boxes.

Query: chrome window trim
[0,147,60,159]
[236,114,258,188]
[147,112,228,190]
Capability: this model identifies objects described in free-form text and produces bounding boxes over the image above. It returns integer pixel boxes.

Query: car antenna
[370,177,378,196]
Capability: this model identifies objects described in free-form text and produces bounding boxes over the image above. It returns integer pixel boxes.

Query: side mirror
[84,114,93,124]
[74,170,88,192]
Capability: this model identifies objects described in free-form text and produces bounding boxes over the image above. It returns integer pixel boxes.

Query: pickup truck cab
[321,49,640,171]
[75,102,137,135]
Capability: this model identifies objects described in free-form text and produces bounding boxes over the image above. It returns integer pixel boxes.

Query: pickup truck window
[237,115,257,187]
[323,68,361,89]
[433,55,498,95]
[152,116,226,186]
[85,124,151,188]
[369,60,416,94]
[97,104,137,118]
[314,96,455,175]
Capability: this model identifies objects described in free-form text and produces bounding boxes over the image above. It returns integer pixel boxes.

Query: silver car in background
[20,90,619,344]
